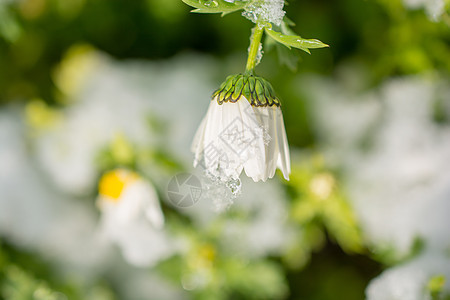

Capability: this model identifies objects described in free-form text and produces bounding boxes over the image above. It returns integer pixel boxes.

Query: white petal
[191,116,207,166]
[275,108,291,180]
[112,219,174,267]
[191,101,218,167]
[218,103,239,178]
[142,182,165,230]
[202,100,225,175]
[113,186,143,224]
[262,106,280,180]
[236,99,267,181]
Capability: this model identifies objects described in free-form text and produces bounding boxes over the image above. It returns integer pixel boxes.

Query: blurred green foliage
[428,274,447,300]
[284,155,364,269]
[1,0,448,105]
[0,242,116,300]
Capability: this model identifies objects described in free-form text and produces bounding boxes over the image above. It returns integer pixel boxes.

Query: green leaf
[264,24,301,72]
[264,24,329,54]
[427,275,446,300]
[181,0,247,16]
[280,19,297,36]
[276,43,300,71]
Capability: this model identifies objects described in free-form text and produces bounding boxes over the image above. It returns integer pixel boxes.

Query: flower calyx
[212,73,280,107]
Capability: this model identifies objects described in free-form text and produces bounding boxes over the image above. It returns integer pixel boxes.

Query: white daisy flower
[191,74,290,182]
[97,169,174,267]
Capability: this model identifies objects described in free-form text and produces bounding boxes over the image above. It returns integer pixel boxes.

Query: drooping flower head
[184,0,327,185]
[191,73,290,182]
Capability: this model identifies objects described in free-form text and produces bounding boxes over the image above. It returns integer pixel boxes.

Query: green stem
[245,24,264,74]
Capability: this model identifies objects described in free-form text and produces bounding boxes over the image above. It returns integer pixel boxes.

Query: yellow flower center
[98,169,138,201]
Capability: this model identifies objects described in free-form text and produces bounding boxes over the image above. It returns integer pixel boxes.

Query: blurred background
[0,0,449,299]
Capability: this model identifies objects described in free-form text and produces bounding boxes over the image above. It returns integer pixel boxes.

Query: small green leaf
[181,0,248,15]
[283,17,296,27]
[276,43,300,71]
[264,23,301,71]
[280,19,298,36]
[427,275,446,299]
[265,25,329,54]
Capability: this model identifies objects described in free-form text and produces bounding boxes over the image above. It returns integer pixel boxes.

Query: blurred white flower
[300,67,381,164]
[305,73,450,257]
[220,177,293,258]
[366,252,450,300]
[304,70,450,300]
[97,169,174,267]
[0,107,111,279]
[191,74,290,182]
[402,0,446,21]
[34,50,222,196]
[347,77,450,256]
[34,52,156,196]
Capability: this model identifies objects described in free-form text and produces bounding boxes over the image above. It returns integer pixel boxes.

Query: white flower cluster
[0,49,296,300]
[34,57,156,196]
[367,252,450,300]
[303,67,450,299]
[243,0,286,26]
[0,108,110,277]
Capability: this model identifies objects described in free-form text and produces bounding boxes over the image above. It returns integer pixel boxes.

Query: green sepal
[181,0,248,16]
[248,76,256,94]
[212,74,280,107]
[264,23,329,54]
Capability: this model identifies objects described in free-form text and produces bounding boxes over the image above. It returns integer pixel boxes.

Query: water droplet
[201,172,242,212]
[203,0,218,8]
[226,177,241,197]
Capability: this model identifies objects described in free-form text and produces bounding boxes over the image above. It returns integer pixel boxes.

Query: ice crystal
[255,43,263,66]
[202,171,242,212]
[242,0,286,26]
